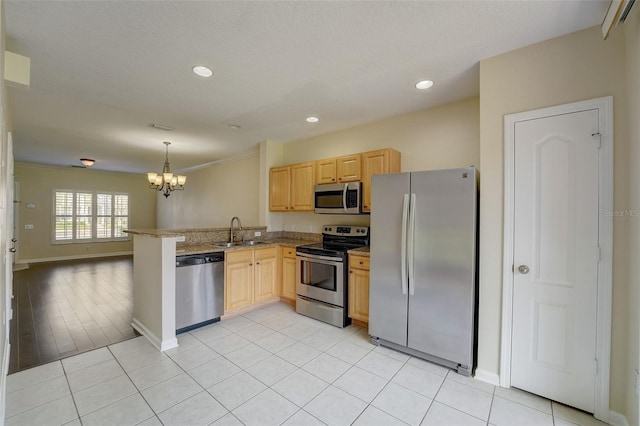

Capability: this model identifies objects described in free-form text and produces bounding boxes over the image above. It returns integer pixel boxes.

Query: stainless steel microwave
[314,182,362,214]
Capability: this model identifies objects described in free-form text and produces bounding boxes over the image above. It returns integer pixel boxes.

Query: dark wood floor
[9,256,137,373]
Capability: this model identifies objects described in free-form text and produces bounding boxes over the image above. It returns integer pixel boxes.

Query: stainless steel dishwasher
[175,251,224,334]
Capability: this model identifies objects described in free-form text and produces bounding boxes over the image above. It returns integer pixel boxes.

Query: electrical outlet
[254,231,262,237]
[24,224,34,230]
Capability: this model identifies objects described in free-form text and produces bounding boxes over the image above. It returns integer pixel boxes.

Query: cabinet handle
[349,270,353,273]
[359,261,363,265]
[256,262,260,265]
[338,178,342,181]
[285,207,289,209]
[249,263,253,266]
[332,178,335,181]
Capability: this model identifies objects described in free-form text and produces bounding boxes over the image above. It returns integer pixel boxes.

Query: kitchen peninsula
[125,227,317,352]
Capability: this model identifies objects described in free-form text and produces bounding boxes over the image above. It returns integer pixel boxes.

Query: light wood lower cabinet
[225,247,278,312]
[348,254,370,323]
[281,247,297,301]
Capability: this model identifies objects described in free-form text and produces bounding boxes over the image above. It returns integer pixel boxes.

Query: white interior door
[511,109,599,412]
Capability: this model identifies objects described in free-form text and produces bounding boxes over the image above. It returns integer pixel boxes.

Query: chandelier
[146,141,187,198]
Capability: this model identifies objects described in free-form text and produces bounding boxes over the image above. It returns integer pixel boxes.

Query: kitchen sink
[213,240,267,248]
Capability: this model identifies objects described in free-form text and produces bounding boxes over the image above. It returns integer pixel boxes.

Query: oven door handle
[342,183,348,212]
[296,253,344,265]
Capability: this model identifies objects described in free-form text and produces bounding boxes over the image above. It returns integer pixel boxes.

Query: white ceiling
[5,1,608,174]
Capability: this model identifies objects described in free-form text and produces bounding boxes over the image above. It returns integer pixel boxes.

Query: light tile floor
[5,302,610,426]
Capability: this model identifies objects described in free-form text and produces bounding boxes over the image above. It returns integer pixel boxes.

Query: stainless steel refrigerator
[369,167,478,376]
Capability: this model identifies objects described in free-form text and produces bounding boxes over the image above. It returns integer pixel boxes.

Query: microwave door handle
[401,194,409,295]
[343,183,348,212]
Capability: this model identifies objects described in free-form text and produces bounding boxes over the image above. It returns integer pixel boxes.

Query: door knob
[9,248,16,253]
[518,265,530,274]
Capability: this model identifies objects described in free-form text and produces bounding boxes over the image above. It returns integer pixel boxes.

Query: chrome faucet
[230,216,243,243]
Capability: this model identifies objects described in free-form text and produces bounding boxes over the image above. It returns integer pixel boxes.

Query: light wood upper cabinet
[316,154,361,185]
[336,154,361,182]
[269,161,315,212]
[348,254,370,323]
[362,149,401,212]
[281,247,297,301]
[316,158,337,185]
[290,161,315,211]
[224,247,278,311]
[269,166,290,211]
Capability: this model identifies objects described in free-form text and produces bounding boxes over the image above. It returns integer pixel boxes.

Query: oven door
[296,252,345,307]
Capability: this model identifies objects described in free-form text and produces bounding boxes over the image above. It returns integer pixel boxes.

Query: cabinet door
[336,154,361,182]
[316,158,337,185]
[348,267,370,322]
[362,149,400,212]
[290,161,315,211]
[225,260,254,311]
[281,248,297,301]
[254,248,278,302]
[270,166,290,211]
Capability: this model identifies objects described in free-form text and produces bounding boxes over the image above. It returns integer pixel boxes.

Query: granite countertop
[348,246,370,257]
[125,229,184,238]
[176,239,312,256]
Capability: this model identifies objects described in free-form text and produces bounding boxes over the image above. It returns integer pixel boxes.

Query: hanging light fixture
[146,141,187,198]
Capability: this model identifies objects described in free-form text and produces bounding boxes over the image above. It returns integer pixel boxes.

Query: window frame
[52,189,130,244]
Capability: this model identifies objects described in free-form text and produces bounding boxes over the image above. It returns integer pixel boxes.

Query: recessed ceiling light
[415,80,434,90]
[80,158,95,167]
[227,124,241,129]
[306,116,319,123]
[192,66,213,78]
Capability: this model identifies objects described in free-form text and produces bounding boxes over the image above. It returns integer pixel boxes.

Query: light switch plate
[254,231,261,237]
[26,203,35,209]
[24,224,34,230]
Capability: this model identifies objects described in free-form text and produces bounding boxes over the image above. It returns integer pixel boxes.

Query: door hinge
[592,132,601,148]
[596,246,601,263]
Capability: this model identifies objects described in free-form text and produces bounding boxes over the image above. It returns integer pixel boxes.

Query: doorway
[500,97,613,422]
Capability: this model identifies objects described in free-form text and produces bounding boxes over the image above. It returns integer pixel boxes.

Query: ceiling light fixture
[146,141,187,198]
[415,80,434,90]
[192,66,213,78]
[306,116,319,123]
[80,158,95,167]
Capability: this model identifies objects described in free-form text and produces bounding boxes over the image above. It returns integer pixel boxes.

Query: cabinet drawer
[226,249,253,263]
[349,255,370,270]
[255,246,277,260]
[282,247,296,258]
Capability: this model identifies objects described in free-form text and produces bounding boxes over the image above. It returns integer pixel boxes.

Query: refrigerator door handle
[401,193,409,295]
[408,193,416,295]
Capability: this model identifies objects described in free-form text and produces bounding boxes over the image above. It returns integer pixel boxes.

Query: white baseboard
[474,369,500,386]
[131,319,178,352]
[1,339,11,422]
[608,411,629,426]
[18,251,133,264]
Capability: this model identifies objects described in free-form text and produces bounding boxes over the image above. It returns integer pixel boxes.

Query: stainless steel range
[296,225,370,327]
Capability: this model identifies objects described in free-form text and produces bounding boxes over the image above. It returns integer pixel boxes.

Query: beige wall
[479,26,629,414]
[277,97,480,232]
[624,7,640,426]
[14,163,157,262]
[156,153,260,229]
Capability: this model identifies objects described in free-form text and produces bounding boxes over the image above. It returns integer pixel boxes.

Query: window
[53,190,129,243]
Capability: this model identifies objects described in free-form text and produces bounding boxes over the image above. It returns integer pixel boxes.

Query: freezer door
[369,172,410,347]
[407,168,477,368]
